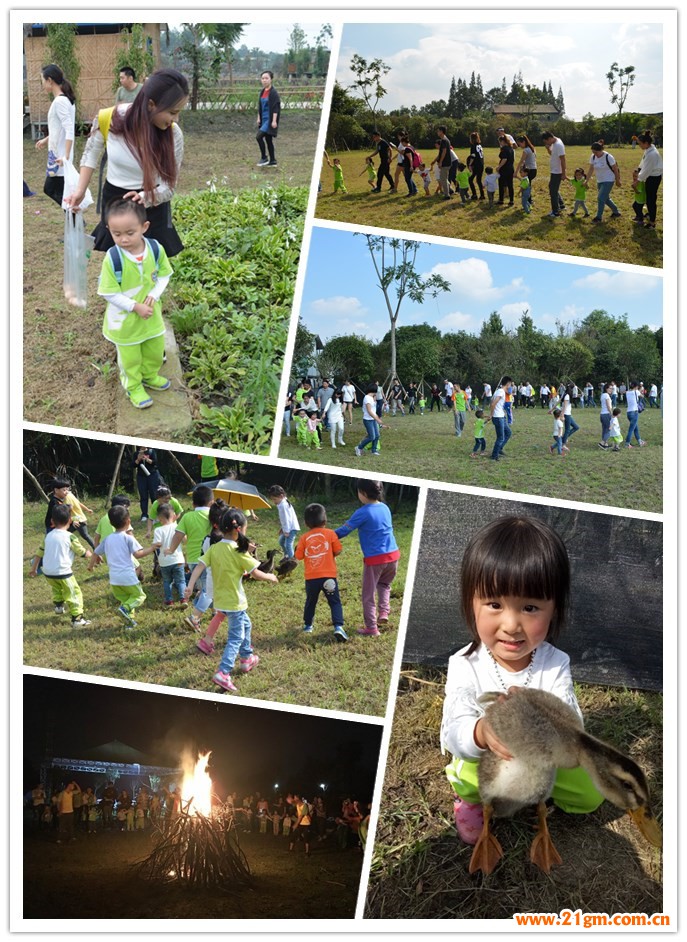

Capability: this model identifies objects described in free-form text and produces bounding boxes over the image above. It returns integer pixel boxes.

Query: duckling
[469,687,662,875]
[257,549,279,574]
[275,556,298,580]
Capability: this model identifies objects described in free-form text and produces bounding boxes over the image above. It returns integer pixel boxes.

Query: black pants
[72,521,95,550]
[43,174,65,206]
[644,175,661,223]
[137,469,162,517]
[256,130,275,162]
[376,161,394,190]
[304,577,343,627]
[498,171,514,203]
[469,162,484,198]
[430,394,442,411]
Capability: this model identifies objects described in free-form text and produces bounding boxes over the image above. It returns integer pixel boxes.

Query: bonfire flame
[181,750,213,816]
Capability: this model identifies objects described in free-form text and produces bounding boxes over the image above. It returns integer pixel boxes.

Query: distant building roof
[493,103,561,116]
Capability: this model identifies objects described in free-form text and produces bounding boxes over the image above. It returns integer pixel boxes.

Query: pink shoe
[239,654,260,673]
[212,670,237,692]
[196,637,214,655]
[454,798,484,845]
[378,612,389,625]
[357,627,380,637]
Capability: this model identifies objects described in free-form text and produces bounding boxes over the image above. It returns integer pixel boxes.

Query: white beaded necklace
[487,646,537,692]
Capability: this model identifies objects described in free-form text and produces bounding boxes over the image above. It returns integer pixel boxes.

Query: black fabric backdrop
[405,491,662,691]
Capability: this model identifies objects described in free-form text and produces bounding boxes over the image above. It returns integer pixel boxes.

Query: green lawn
[278,405,663,514]
[23,496,417,717]
[316,146,662,268]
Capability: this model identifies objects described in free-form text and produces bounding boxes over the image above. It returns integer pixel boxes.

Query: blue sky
[300,227,662,343]
[337,22,663,120]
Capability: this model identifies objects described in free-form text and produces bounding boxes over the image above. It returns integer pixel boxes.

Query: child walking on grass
[295,503,347,642]
[484,167,499,206]
[97,198,173,410]
[568,168,590,217]
[150,503,187,606]
[165,484,213,623]
[608,407,624,452]
[441,516,604,847]
[469,409,487,457]
[88,505,150,627]
[267,485,300,559]
[184,498,228,639]
[631,168,647,224]
[184,507,278,693]
[335,479,400,637]
[360,156,376,189]
[549,408,568,456]
[29,504,92,627]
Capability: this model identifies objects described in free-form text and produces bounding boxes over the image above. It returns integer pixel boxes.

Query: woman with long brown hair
[65,68,188,256]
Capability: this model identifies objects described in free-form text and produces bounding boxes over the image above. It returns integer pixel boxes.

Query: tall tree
[607,61,636,145]
[46,24,80,116]
[555,85,565,117]
[362,236,450,380]
[349,54,390,130]
[203,23,245,84]
[285,23,311,74]
[113,24,155,91]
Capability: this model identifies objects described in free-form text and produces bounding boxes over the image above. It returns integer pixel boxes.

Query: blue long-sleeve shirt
[335,503,400,566]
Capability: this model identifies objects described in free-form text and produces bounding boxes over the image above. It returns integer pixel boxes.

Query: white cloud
[309,295,369,317]
[540,303,586,325]
[308,296,380,340]
[436,310,475,332]
[424,258,527,302]
[572,270,659,296]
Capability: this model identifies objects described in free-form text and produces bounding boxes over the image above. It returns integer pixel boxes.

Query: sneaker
[598,442,609,450]
[54,604,65,615]
[340,441,346,447]
[302,625,314,634]
[454,798,484,845]
[612,445,620,452]
[610,212,622,218]
[71,616,91,627]
[196,637,215,655]
[142,376,171,390]
[639,440,647,447]
[625,443,634,449]
[591,217,603,223]
[357,627,380,637]
[164,600,175,607]
[546,212,560,218]
[256,157,269,166]
[372,451,380,457]
[117,605,136,627]
[212,671,237,692]
[184,613,202,632]
[268,160,278,166]
[127,390,154,409]
[140,515,148,523]
[333,625,348,643]
[378,613,389,625]
[239,654,260,673]
[179,598,188,607]
[354,446,362,457]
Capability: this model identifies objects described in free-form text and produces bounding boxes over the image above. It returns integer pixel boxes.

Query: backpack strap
[107,238,160,286]
[107,244,124,285]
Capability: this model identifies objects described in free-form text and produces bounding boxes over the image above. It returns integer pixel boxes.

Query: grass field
[365,670,662,920]
[315,146,662,268]
[23,494,416,717]
[278,404,663,514]
[22,110,321,432]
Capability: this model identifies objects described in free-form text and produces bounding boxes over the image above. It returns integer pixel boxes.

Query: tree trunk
[106,443,126,508]
[23,464,49,503]
[169,452,198,487]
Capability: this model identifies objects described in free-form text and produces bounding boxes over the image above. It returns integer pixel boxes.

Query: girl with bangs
[65,68,189,257]
[440,516,603,846]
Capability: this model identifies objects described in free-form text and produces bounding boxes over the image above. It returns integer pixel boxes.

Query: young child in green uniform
[94,495,143,582]
[631,168,647,223]
[470,409,487,456]
[294,409,308,446]
[97,199,173,410]
[88,505,151,627]
[29,504,92,627]
[145,484,184,539]
[360,156,376,189]
[518,169,532,214]
[455,162,470,202]
[419,395,426,415]
[568,168,590,217]
[324,151,347,193]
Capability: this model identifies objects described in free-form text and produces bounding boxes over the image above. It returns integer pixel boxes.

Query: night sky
[23,673,384,800]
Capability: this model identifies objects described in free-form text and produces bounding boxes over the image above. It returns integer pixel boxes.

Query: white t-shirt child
[153,522,186,567]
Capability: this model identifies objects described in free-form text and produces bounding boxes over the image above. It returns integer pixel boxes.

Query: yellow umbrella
[189,478,271,511]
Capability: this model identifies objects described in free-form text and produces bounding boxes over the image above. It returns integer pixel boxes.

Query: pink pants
[362,561,398,630]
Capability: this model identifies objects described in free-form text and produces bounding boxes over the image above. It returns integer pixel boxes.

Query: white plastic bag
[63,211,95,309]
[61,157,93,212]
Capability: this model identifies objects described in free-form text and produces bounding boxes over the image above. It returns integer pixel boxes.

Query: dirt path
[23,111,321,431]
